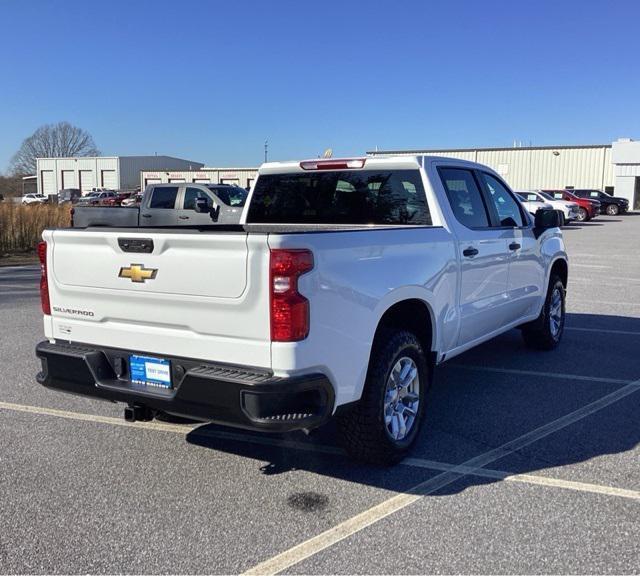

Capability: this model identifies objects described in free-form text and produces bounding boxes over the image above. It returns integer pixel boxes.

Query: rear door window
[247,170,431,225]
[438,168,490,228]
[149,186,179,209]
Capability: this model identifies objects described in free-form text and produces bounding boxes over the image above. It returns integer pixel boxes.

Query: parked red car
[542,190,601,222]
[102,192,134,206]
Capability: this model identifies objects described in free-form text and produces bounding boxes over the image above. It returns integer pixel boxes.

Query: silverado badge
[118,264,158,283]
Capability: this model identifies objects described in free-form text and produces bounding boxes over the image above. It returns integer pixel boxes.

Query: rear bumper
[36,340,335,432]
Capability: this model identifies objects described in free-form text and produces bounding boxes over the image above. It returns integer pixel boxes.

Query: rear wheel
[337,330,429,465]
[576,207,588,222]
[606,204,619,215]
[522,275,566,350]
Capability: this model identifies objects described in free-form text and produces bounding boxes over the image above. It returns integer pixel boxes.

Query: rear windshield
[247,170,431,225]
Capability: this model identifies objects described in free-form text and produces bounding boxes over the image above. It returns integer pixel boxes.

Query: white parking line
[566,326,640,337]
[1,398,639,506]
[403,458,640,501]
[448,365,631,385]
[572,299,640,307]
[241,379,640,575]
[571,275,640,283]
[3,379,638,574]
[571,264,611,269]
[0,283,39,289]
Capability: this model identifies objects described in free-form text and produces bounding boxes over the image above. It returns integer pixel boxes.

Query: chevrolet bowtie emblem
[118,264,158,283]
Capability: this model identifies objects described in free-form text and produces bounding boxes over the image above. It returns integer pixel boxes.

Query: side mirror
[534,208,562,229]
[194,197,211,213]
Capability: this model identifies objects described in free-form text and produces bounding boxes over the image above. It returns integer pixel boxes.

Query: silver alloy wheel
[549,287,563,338]
[383,356,420,441]
[577,209,587,222]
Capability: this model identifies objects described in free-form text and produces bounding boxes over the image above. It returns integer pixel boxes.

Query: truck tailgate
[43,228,272,368]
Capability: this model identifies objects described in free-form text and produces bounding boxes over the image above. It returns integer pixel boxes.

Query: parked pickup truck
[71,183,248,227]
[36,156,568,464]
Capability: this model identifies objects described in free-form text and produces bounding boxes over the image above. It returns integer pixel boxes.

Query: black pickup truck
[71,183,247,227]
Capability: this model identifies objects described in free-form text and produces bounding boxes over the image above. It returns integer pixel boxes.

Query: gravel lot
[1,214,639,574]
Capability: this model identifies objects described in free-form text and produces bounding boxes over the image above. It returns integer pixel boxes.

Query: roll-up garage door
[144,178,162,189]
[79,170,94,194]
[61,170,76,189]
[168,178,185,183]
[101,170,117,189]
[193,178,210,183]
[41,171,55,195]
[220,178,240,186]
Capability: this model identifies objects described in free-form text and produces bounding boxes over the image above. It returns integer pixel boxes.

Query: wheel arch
[549,257,568,288]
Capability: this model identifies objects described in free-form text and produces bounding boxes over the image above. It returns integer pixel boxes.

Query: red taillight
[37,241,51,315]
[270,249,314,342]
[299,159,366,170]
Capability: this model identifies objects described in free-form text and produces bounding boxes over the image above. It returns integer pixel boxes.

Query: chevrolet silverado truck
[35,156,568,464]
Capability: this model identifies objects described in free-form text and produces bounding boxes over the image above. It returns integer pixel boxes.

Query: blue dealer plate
[129,355,172,389]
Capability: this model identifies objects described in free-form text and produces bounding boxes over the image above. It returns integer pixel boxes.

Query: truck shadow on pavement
[187,312,640,496]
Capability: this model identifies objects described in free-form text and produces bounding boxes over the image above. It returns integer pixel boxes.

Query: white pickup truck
[36,155,568,464]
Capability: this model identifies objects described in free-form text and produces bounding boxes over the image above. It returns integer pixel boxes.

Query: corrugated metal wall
[36,156,204,194]
[369,146,614,190]
[37,157,118,195]
[119,156,204,190]
[140,168,258,190]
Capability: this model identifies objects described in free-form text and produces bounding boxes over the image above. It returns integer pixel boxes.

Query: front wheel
[576,207,588,222]
[337,330,429,465]
[606,204,619,216]
[522,275,566,350]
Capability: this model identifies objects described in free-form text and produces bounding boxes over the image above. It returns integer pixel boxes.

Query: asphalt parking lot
[1,214,639,575]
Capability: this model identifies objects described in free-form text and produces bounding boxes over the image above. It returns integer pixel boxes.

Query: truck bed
[71,223,436,234]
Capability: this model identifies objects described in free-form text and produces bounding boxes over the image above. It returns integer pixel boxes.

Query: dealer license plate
[129,355,172,389]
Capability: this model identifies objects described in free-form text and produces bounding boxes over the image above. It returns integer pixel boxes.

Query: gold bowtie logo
[118,264,158,283]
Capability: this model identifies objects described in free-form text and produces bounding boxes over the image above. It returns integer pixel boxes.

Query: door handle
[141,213,152,218]
[178,215,190,220]
[509,242,521,251]
[462,247,479,257]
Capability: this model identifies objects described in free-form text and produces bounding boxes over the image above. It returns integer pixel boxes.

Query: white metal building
[140,167,258,190]
[611,139,640,210]
[37,155,204,196]
[368,143,615,193]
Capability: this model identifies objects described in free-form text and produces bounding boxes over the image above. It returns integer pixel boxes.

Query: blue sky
[1,0,639,171]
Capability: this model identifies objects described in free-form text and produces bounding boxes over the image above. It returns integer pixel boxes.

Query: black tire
[576,207,588,222]
[606,204,619,216]
[337,329,429,465]
[522,275,566,350]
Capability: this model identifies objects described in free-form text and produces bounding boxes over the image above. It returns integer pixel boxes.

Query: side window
[439,168,490,228]
[149,186,179,209]
[479,173,524,227]
[589,191,600,198]
[183,187,210,210]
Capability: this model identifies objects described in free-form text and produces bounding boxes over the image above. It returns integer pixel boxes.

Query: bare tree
[10,122,99,175]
